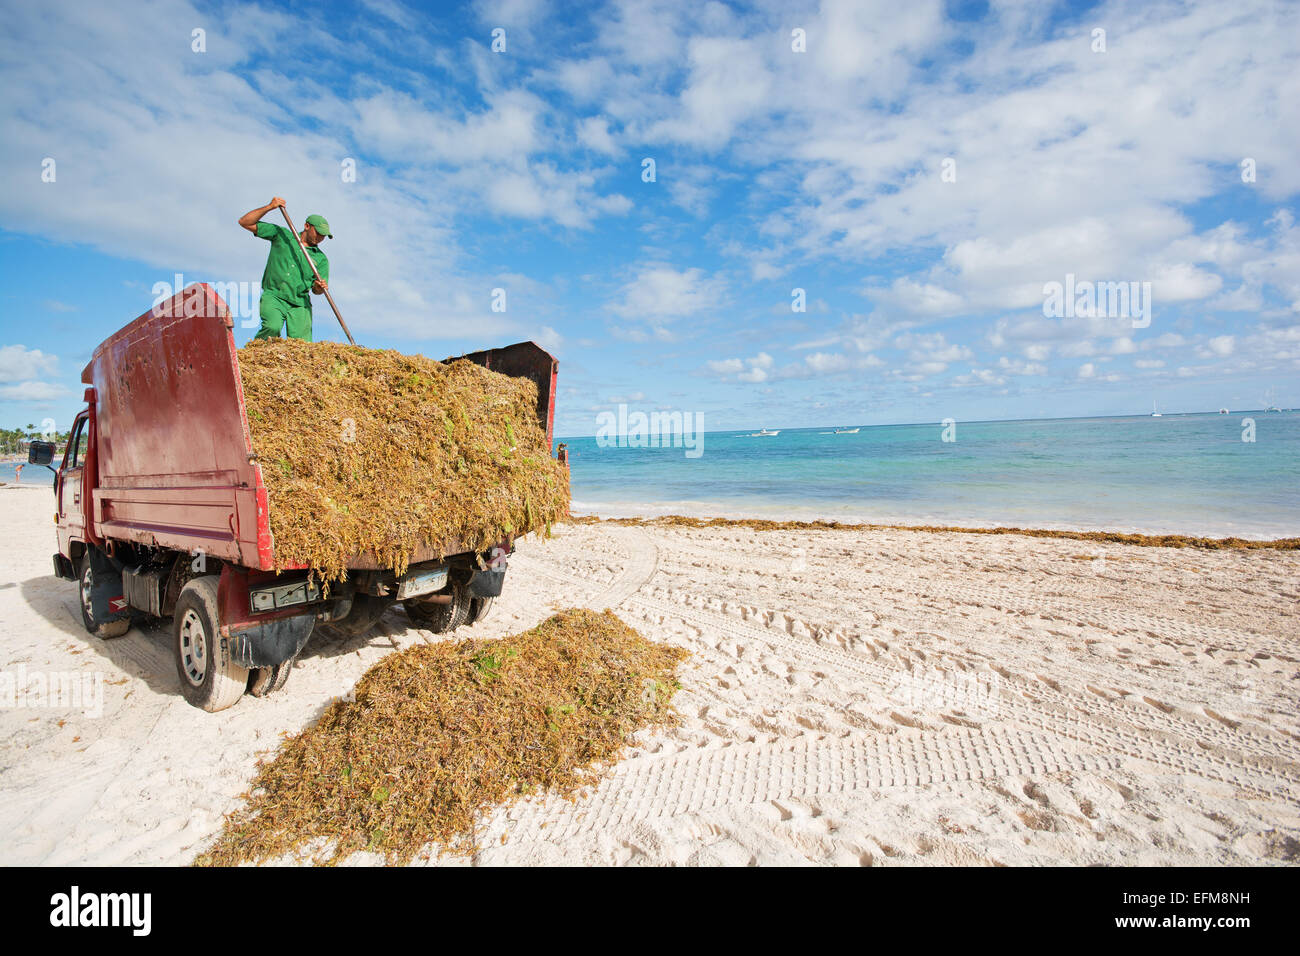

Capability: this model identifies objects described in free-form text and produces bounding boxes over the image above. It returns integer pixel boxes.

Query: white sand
[1,482,1298,866]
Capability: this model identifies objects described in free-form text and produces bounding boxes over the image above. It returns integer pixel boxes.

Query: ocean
[6,411,1296,538]
[562,411,1300,539]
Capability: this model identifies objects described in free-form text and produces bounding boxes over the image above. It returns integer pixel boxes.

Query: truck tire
[466,596,494,626]
[247,659,294,698]
[404,582,468,634]
[174,576,248,713]
[79,555,130,639]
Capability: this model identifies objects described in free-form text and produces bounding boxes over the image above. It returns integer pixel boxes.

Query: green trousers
[255,294,312,341]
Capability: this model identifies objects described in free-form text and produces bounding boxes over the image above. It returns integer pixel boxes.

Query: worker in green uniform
[238,197,331,341]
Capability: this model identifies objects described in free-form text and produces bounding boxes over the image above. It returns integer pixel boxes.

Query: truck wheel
[247,659,293,698]
[466,596,494,626]
[79,555,130,639]
[174,576,248,712]
[404,582,468,634]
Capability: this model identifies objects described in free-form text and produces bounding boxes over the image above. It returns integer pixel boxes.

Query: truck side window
[68,419,87,469]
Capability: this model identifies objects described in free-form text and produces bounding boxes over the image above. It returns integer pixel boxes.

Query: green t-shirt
[255,221,329,308]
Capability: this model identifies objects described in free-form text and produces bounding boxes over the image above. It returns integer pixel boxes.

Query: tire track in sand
[515,535,1300,808]
[503,725,1115,842]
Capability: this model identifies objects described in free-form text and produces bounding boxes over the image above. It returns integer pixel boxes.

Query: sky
[1,0,1298,438]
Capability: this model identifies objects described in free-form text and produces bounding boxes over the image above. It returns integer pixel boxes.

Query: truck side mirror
[28,440,55,466]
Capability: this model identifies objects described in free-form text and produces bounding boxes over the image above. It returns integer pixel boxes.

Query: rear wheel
[79,554,130,639]
[247,659,294,698]
[174,576,248,712]
[466,596,494,626]
[404,581,469,634]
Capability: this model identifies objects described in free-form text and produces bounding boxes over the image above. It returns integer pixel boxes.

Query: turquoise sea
[6,411,1296,538]
[561,411,1300,539]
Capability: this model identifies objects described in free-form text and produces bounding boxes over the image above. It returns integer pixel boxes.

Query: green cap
[305,214,332,239]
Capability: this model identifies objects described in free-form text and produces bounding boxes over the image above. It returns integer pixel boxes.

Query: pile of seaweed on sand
[195,609,688,866]
[569,515,1300,551]
[238,338,569,582]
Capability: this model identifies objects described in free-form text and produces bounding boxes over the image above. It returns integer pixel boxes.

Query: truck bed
[83,284,557,571]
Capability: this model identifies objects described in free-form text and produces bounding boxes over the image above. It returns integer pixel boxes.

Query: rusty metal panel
[85,285,267,566]
[453,341,559,452]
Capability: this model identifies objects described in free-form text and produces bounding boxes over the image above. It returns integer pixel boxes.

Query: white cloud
[1203,335,1235,357]
[0,345,58,383]
[706,351,772,383]
[534,325,563,352]
[1150,263,1223,303]
[645,36,772,150]
[473,0,549,30]
[0,381,68,401]
[609,265,725,320]
[576,116,618,155]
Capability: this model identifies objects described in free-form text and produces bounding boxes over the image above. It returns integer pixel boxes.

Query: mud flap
[53,553,76,580]
[87,547,132,625]
[469,567,506,597]
[228,614,314,669]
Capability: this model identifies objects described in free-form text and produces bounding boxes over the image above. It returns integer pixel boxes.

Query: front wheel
[79,554,130,639]
[174,576,248,712]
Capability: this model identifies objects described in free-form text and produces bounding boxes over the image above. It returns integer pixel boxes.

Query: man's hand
[240,196,288,233]
[312,279,327,294]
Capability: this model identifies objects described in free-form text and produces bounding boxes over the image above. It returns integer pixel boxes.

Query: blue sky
[1,0,1298,438]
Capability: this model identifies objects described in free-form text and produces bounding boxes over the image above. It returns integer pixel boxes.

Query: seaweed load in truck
[237,338,570,584]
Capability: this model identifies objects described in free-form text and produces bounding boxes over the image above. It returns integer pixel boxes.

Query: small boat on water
[1151,400,1162,417]
[749,428,780,437]
[834,427,860,434]
[1219,407,1229,414]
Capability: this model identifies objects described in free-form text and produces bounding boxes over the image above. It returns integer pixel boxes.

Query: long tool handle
[279,205,356,345]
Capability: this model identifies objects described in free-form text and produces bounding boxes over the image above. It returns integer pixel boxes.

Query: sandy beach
[1,481,1297,866]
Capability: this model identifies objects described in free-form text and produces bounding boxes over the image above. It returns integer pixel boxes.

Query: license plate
[250,578,321,612]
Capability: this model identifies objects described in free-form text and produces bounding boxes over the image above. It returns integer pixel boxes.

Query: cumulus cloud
[0,345,59,383]
[0,381,69,402]
[609,265,726,320]
[706,351,772,383]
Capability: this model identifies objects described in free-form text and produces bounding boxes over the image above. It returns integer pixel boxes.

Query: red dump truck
[27,284,561,712]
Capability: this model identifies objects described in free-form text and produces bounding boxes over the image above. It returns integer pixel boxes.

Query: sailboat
[1151,400,1162,418]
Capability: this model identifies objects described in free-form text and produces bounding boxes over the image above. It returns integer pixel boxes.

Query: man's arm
[238,196,286,234]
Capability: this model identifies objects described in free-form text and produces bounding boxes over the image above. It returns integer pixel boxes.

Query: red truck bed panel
[84,286,269,567]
